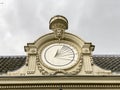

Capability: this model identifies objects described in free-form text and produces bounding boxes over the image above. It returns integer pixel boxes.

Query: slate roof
[0,56,26,74]
[0,55,120,74]
[93,55,120,72]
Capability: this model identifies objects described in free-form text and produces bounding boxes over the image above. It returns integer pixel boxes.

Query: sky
[0,0,120,55]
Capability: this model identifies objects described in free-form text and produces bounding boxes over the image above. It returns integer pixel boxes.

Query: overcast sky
[0,0,120,55]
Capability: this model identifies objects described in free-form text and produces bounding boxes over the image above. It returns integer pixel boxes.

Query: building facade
[0,15,120,90]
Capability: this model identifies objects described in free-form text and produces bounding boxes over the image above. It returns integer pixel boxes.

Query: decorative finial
[49,15,68,40]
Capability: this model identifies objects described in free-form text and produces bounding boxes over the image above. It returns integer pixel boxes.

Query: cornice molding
[0,76,120,89]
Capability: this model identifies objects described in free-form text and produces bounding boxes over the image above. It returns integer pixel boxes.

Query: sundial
[0,15,117,90]
[41,43,78,69]
[25,15,95,75]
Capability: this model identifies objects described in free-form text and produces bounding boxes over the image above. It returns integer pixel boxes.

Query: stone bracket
[82,43,95,55]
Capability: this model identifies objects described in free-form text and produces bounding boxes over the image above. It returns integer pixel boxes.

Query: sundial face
[41,43,79,69]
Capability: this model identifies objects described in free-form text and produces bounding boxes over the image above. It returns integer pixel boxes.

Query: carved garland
[36,55,83,75]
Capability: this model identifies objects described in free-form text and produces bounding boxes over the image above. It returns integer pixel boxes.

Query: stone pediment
[0,15,114,76]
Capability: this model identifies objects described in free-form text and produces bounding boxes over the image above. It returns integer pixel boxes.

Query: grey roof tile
[0,56,26,74]
[93,55,120,72]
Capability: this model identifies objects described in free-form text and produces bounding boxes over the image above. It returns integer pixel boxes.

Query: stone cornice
[0,76,120,89]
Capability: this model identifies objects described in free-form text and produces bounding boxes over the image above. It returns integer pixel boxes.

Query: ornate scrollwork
[36,55,83,76]
[36,56,50,75]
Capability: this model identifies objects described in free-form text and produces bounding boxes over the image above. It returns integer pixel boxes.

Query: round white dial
[41,43,79,69]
